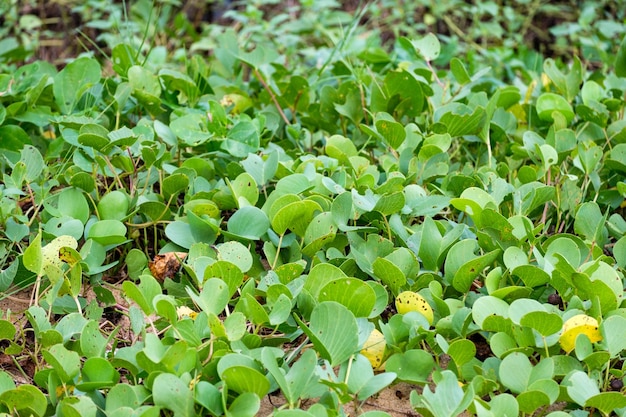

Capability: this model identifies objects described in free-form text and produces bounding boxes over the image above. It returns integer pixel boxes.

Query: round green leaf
[98,190,130,221]
[585,392,626,415]
[226,206,269,240]
[44,216,83,240]
[87,220,127,245]
[302,212,337,257]
[536,93,575,123]
[76,357,120,391]
[318,277,376,317]
[222,120,260,158]
[217,241,253,273]
[162,172,189,199]
[385,349,434,383]
[58,187,89,224]
[600,315,626,357]
[77,123,109,150]
[472,296,509,328]
[42,344,80,383]
[229,172,259,207]
[170,113,212,146]
[0,385,47,417]
[152,373,194,417]
[296,301,359,366]
[221,366,270,398]
[271,200,322,237]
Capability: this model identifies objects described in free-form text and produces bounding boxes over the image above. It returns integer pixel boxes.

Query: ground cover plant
[1,0,626,416]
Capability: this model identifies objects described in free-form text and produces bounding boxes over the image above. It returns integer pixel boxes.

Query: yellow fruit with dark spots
[361,329,386,370]
[558,314,602,353]
[395,291,434,325]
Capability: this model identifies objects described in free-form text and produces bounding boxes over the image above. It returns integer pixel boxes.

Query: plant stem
[271,234,284,269]
[253,67,291,126]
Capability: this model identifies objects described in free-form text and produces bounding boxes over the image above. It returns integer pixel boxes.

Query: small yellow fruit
[559,314,602,353]
[361,329,386,370]
[395,291,434,325]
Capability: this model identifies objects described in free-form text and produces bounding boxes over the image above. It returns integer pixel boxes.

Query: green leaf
[80,319,108,358]
[42,343,81,383]
[543,57,583,102]
[472,296,509,328]
[536,93,575,124]
[171,113,212,146]
[122,274,162,315]
[152,373,195,417]
[111,43,135,76]
[437,104,487,137]
[217,241,253,273]
[241,151,278,186]
[162,173,190,199]
[0,384,47,417]
[516,389,551,414]
[76,357,120,391]
[447,339,476,368]
[0,320,16,341]
[188,278,230,316]
[564,370,600,406]
[574,201,605,243]
[326,135,358,161]
[58,187,89,224]
[97,190,129,221]
[419,217,443,271]
[106,383,149,412]
[221,366,270,398]
[412,370,474,417]
[271,200,322,237]
[585,393,626,415]
[334,84,363,125]
[520,311,562,336]
[128,65,162,115]
[224,312,247,341]
[237,293,270,325]
[317,277,376,317]
[23,231,43,275]
[296,302,359,366]
[268,293,292,325]
[223,120,260,158]
[616,34,626,77]
[601,315,626,357]
[225,392,260,417]
[229,172,259,207]
[53,57,101,114]
[499,352,533,394]
[401,33,440,61]
[302,211,337,257]
[450,58,471,84]
[375,114,406,149]
[303,263,347,299]
[385,350,434,383]
[20,145,44,183]
[372,257,406,295]
[452,249,501,293]
[87,219,127,245]
[194,381,224,416]
[204,260,244,297]
[59,396,97,417]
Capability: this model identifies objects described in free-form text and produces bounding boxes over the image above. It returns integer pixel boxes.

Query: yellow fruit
[395,291,434,325]
[559,314,602,353]
[361,329,386,370]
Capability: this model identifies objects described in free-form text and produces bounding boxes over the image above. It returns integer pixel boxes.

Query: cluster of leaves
[1,1,626,416]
